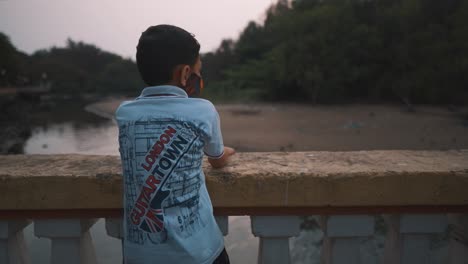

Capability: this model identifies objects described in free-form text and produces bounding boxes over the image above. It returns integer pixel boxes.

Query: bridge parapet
[1,150,468,263]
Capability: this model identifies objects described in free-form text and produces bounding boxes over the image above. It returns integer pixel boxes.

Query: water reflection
[25,121,118,155]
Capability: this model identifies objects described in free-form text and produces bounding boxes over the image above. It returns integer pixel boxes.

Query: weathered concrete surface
[0,151,467,210]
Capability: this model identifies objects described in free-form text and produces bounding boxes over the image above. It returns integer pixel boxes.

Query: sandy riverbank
[86,98,468,151]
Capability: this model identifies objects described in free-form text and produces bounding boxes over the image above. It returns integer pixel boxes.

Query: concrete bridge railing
[1,150,468,264]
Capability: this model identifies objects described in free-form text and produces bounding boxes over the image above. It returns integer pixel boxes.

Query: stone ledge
[0,150,467,210]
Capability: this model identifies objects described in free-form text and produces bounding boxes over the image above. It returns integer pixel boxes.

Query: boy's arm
[203,104,234,168]
[208,146,235,169]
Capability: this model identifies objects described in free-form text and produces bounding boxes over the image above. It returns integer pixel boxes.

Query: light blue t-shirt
[115,85,225,264]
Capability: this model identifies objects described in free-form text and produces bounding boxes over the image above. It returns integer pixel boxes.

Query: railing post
[105,218,123,240]
[105,218,124,264]
[448,214,468,264]
[251,216,301,264]
[34,219,98,264]
[0,220,31,264]
[383,215,400,264]
[215,216,229,236]
[320,215,375,264]
[384,214,448,264]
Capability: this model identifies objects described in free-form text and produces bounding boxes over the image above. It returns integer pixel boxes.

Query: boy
[115,25,235,264]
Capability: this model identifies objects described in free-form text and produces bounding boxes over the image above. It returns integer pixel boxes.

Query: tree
[0,33,21,86]
[202,0,468,104]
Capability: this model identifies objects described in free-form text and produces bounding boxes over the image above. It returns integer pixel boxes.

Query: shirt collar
[138,85,188,99]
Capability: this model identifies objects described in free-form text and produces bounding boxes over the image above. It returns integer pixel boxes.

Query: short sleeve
[203,108,224,159]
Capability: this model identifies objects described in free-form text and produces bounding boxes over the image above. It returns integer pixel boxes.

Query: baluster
[320,215,375,264]
[105,218,123,240]
[448,214,468,264]
[0,220,31,264]
[384,214,448,264]
[215,216,229,236]
[34,219,98,264]
[105,218,123,264]
[250,216,301,264]
[383,215,400,264]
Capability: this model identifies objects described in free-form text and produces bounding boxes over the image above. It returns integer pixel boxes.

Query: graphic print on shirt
[119,119,207,245]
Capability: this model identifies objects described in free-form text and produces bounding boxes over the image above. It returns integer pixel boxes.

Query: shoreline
[84,104,116,120]
[84,99,123,121]
[83,98,468,152]
[85,98,468,119]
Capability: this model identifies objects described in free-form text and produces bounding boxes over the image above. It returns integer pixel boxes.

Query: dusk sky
[0,0,275,58]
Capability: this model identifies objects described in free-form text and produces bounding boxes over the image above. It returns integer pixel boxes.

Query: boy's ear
[179,65,191,87]
[172,64,191,87]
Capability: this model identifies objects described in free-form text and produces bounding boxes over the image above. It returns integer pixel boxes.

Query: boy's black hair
[136,25,200,86]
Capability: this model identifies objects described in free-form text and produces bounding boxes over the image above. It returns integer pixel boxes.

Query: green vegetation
[1,0,468,104]
[0,33,28,87]
[202,0,468,104]
[0,34,144,96]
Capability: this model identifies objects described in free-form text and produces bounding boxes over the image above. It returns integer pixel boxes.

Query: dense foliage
[202,0,468,104]
[0,34,144,96]
[2,0,468,104]
[0,33,28,87]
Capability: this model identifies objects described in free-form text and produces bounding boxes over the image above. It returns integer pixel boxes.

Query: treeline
[2,0,468,104]
[0,33,144,96]
[202,0,468,104]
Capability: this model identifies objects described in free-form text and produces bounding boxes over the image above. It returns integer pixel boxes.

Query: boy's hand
[223,146,236,157]
[208,146,236,169]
